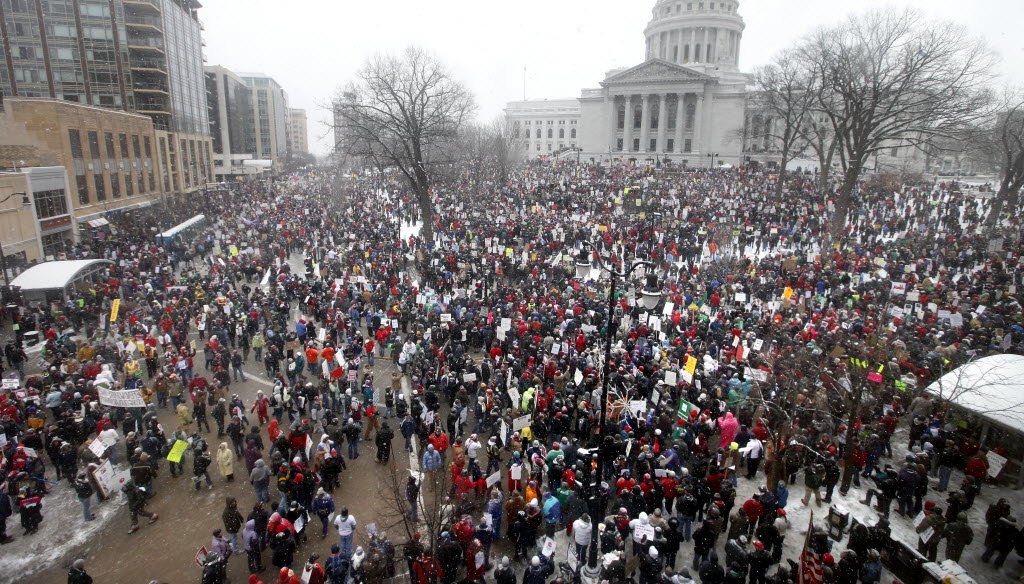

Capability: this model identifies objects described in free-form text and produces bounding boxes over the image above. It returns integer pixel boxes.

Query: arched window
[617,105,625,129]
[536,129,541,139]
[558,128,565,139]
[633,105,642,129]
[571,128,577,139]
[686,102,696,130]
[672,46,678,62]
[547,128,553,139]
[694,44,701,62]
[684,45,690,62]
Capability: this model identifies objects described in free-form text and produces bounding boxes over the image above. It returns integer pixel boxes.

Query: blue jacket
[542,494,561,524]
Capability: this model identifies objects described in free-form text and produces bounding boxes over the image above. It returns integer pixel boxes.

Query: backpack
[325,555,348,584]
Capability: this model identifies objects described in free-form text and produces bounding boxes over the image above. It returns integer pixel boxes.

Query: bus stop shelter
[9,259,114,303]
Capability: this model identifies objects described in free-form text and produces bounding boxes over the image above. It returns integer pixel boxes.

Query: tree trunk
[985,184,1014,228]
[418,185,433,242]
[775,146,789,199]
[829,167,860,242]
[838,384,863,494]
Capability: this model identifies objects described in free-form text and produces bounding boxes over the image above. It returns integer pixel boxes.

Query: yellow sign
[685,355,698,375]
[166,439,189,463]
[109,298,120,322]
[782,287,794,300]
[229,245,238,257]
[505,248,514,258]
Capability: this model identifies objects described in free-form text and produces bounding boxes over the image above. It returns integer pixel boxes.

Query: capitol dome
[644,0,745,72]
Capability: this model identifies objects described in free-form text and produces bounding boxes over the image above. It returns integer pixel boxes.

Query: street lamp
[575,242,662,572]
[0,192,29,286]
[706,152,719,168]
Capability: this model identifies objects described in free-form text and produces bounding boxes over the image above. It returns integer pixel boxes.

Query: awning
[87,218,109,228]
[10,259,114,292]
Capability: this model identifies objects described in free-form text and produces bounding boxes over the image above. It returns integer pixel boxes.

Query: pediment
[601,59,712,86]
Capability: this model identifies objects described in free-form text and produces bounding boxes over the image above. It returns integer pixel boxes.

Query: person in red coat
[964,452,989,481]
[465,538,486,582]
[412,553,441,584]
[302,555,326,584]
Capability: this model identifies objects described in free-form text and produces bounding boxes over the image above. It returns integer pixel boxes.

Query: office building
[240,73,288,170]
[287,107,307,156]
[0,0,212,196]
[204,64,257,179]
[123,0,212,193]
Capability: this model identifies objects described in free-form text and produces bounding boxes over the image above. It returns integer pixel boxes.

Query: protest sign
[167,439,189,463]
[98,387,146,408]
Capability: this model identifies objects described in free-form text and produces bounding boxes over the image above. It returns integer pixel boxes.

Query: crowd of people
[0,160,1023,584]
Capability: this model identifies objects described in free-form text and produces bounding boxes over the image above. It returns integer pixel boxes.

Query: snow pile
[0,483,124,584]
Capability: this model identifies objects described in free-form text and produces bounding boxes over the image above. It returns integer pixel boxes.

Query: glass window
[33,189,69,219]
[88,131,105,201]
[104,132,120,198]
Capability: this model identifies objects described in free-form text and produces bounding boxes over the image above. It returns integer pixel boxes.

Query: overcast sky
[200,0,1023,156]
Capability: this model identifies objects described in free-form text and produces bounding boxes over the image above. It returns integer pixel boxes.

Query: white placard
[663,371,677,386]
[88,438,108,458]
[512,414,531,431]
[463,372,477,383]
[486,471,501,487]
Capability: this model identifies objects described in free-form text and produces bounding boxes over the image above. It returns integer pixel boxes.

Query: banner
[109,298,121,322]
[98,387,146,408]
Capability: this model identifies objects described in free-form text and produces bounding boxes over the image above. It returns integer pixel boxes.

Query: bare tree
[489,115,525,185]
[973,88,1024,228]
[753,49,817,196]
[801,8,995,241]
[333,47,477,241]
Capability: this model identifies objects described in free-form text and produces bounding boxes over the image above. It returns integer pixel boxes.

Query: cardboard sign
[486,471,501,487]
[195,545,209,567]
[109,298,121,322]
[782,287,794,300]
[1,378,19,390]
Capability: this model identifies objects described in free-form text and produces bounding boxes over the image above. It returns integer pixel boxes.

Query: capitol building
[505,0,768,168]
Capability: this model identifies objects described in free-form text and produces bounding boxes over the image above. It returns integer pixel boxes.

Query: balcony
[124,0,161,13]
[130,62,168,75]
[126,37,165,53]
[133,80,169,94]
[126,14,163,33]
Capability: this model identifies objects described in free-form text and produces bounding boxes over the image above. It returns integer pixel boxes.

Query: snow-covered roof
[9,259,113,292]
[157,214,206,239]
[923,353,1024,431]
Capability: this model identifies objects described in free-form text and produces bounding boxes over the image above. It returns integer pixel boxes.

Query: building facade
[204,64,257,180]
[287,107,307,156]
[0,0,212,195]
[0,97,165,256]
[507,0,750,167]
[241,73,287,170]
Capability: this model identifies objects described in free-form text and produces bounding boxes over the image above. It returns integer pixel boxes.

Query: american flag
[798,511,824,584]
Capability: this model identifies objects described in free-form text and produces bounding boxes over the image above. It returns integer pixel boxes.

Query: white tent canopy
[10,259,113,293]
[157,214,205,240]
[923,353,1024,431]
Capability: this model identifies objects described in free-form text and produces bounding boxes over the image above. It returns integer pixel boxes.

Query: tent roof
[9,259,113,292]
[923,353,1024,431]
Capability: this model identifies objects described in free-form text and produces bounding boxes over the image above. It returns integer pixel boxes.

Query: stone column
[639,95,651,154]
[674,93,686,154]
[656,94,668,155]
[623,95,635,153]
[607,94,618,153]
[692,92,704,155]
[702,84,714,155]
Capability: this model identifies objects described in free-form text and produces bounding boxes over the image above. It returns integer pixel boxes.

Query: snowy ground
[0,478,125,584]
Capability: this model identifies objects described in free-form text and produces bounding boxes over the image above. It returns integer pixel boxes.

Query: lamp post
[707,152,719,168]
[0,192,29,286]
[575,242,662,573]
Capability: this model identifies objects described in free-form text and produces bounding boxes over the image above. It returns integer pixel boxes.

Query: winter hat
[649,546,659,557]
